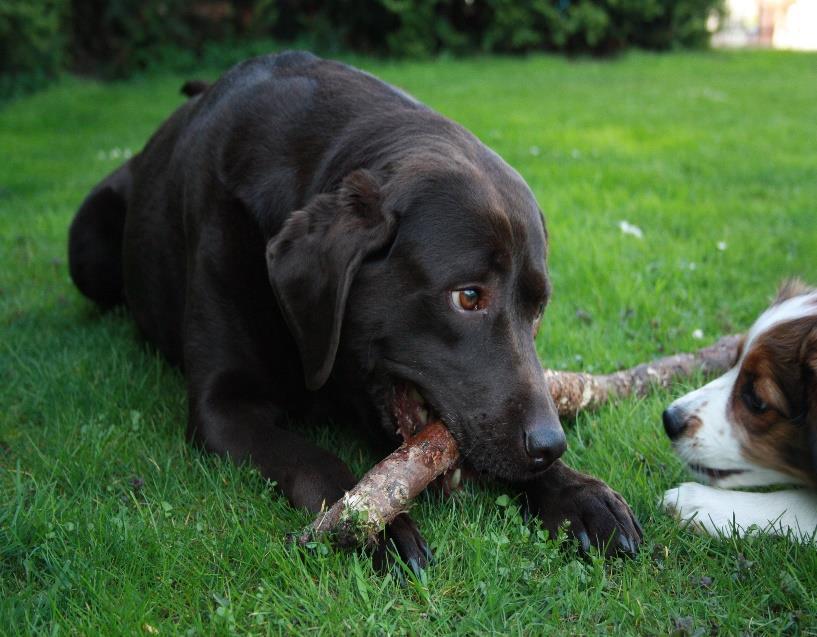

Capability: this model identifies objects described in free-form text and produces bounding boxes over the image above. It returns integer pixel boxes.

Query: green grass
[2,50,817,635]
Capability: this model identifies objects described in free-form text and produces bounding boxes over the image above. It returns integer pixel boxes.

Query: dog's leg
[663,483,817,542]
[519,460,643,555]
[186,370,431,571]
[181,242,430,571]
[188,371,356,513]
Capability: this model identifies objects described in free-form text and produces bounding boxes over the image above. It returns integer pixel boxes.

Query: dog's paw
[662,482,737,537]
[371,513,432,578]
[530,474,643,557]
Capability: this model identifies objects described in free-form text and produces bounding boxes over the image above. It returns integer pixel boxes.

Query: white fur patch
[662,483,817,543]
[745,292,817,350]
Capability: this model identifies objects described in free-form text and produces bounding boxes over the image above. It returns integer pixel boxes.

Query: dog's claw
[372,512,431,577]
[634,515,645,540]
[618,533,633,555]
[408,557,422,578]
[577,530,592,554]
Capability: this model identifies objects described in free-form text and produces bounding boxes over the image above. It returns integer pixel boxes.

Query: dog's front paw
[662,482,735,537]
[527,468,642,556]
[371,513,432,577]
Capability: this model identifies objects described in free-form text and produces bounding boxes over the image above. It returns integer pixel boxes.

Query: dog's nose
[524,425,567,466]
[663,406,688,440]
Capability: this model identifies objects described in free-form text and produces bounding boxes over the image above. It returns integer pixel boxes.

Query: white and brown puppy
[662,280,817,541]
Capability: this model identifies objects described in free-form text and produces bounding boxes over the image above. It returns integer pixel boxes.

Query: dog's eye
[742,386,769,413]
[451,288,482,311]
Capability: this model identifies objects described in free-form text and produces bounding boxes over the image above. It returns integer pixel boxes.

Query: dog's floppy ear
[775,278,814,304]
[266,170,395,390]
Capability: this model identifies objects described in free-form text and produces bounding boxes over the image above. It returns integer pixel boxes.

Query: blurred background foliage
[1,0,724,98]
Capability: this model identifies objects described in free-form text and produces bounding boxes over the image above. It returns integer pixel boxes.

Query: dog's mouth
[389,381,464,493]
[391,381,436,441]
[688,463,746,482]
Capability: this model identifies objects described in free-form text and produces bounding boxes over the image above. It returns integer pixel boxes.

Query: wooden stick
[299,334,741,548]
[545,333,742,417]
[298,421,459,548]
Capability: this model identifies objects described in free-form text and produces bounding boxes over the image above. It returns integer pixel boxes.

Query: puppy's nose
[524,425,567,466]
[663,406,688,440]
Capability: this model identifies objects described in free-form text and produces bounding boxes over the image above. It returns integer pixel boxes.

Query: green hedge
[0,0,67,97]
[271,0,725,56]
[1,0,724,97]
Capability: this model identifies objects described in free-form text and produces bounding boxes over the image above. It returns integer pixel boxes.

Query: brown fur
[683,415,703,438]
[730,317,817,485]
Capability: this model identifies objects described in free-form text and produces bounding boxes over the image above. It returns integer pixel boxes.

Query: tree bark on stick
[298,421,459,548]
[299,333,741,548]
[546,333,742,417]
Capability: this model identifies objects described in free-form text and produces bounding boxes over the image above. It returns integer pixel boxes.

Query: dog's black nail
[408,557,422,578]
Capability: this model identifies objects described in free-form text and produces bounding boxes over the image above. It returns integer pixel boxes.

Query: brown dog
[69,51,641,571]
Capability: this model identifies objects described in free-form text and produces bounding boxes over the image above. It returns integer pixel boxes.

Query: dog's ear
[774,278,814,304]
[266,170,395,390]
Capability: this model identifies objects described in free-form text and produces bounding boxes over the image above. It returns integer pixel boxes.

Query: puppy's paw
[371,513,432,578]
[529,474,643,557]
[662,482,737,537]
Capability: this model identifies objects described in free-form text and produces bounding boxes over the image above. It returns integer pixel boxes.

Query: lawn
[2,50,817,635]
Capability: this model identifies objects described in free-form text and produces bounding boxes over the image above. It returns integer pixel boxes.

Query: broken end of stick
[296,421,460,550]
[297,494,397,549]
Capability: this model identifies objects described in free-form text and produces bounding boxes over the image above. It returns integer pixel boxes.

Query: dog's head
[267,156,565,481]
[663,279,817,488]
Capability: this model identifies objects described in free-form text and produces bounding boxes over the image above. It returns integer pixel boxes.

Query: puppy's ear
[774,278,814,304]
[266,170,395,390]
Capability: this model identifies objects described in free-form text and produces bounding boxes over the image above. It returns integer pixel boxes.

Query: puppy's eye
[742,386,768,413]
[451,288,482,312]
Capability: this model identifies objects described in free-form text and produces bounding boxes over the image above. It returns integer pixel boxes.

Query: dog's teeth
[418,406,429,424]
[409,386,424,404]
[449,468,461,490]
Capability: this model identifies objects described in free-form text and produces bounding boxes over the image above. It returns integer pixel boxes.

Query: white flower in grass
[618,220,644,239]
[717,241,727,251]
[96,147,134,161]
[692,328,704,340]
